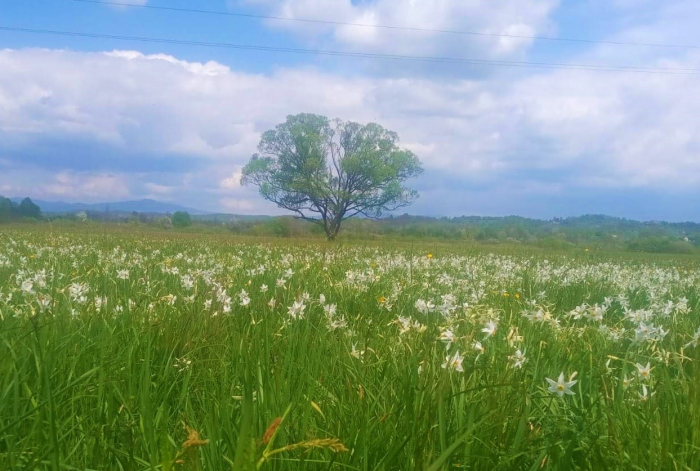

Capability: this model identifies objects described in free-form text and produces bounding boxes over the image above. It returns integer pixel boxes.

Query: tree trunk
[326,222,341,241]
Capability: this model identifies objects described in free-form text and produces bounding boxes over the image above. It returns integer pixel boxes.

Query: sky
[1,0,700,221]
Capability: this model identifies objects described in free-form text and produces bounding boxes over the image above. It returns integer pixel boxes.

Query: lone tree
[171,211,192,228]
[17,198,41,219]
[241,113,423,240]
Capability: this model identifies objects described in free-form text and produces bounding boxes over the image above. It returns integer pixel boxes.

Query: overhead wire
[0,25,698,75]
[65,0,700,51]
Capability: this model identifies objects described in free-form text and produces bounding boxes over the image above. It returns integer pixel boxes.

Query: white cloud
[219,197,258,213]
[1,35,700,213]
[240,0,558,59]
[220,167,244,190]
[144,182,173,195]
[44,172,131,200]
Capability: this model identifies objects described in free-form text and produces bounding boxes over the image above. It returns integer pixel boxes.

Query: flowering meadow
[1,229,700,470]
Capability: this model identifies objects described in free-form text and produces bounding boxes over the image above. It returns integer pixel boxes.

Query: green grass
[1,227,699,470]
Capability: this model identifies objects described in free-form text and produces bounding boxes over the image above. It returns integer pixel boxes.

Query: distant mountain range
[11,198,209,215]
[5,197,699,230]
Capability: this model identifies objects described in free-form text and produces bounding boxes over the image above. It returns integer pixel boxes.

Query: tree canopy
[171,211,192,228]
[0,196,41,222]
[241,113,423,240]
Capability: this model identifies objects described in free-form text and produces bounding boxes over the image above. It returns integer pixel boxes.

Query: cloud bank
[2,0,700,220]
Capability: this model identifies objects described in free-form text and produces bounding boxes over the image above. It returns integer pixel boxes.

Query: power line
[65,0,700,51]
[1,25,698,75]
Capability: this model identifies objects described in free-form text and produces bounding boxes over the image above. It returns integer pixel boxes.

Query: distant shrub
[172,211,192,228]
[626,237,694,254]
[159,217,173,229]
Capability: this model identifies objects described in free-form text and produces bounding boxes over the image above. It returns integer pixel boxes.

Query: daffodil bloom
[181,275,194,290]
[635,362,652,381]
[324,304,337,317]
[37,294,52,312]
[605,359,613,374]
[509,349,527,369]
[350,343,365,359]
[238,289,250,306]
[622,374,631,389]
[329,316,347,330]
[442,351,464,373]
[588,305,605,322]
[546,372,577,397]
[21,279,34,295]
[287,300,306,319]
[638,384,655,403]
[635,322,653,342]
[437,329,455,349]
[684,326,700,349]
[481,321,497,338]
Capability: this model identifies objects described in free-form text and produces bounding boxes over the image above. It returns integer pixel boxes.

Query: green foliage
[185,213,698,254]
[171,211,192,228]
[1,229,699,469]
[17,198,41,219]
[0,197,13,223]
[0,196,41,222]
[242,113,423,240]
[626,236,694,254]
[13,206,700,255]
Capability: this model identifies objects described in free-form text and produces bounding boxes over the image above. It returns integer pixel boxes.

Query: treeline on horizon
[5,196,699,254]
[0,196,41,222]
[231,214,700,254]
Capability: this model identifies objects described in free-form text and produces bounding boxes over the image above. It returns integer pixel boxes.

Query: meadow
[1,227,700,470]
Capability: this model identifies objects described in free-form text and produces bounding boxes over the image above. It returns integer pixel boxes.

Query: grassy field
[1,227,700,470]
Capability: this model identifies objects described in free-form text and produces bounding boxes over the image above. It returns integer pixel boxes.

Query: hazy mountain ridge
[7,197,700,233]
[11,198,209,215]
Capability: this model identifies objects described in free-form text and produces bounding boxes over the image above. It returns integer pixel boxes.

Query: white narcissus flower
[441,351,464,373]
[437,329,455,349]
[21,279,34,295]
[482,320,497,338]
[324,304,337,317]
[636,362,652,381]
[638,384,655,403]
[509,349,527,369]
[622,374,632,389]
[350,342,364,359]
[329,315,347,330]
[685,326,700,349]
[287,300,306,319]
[69,282,89,304]
[546,372,577,397]
[181,275,194,290]
[588,305,606,322]
[238,289,250,307]
[415,299,432,314]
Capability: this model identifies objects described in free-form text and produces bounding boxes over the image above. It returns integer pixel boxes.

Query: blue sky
[1,0,700,220]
